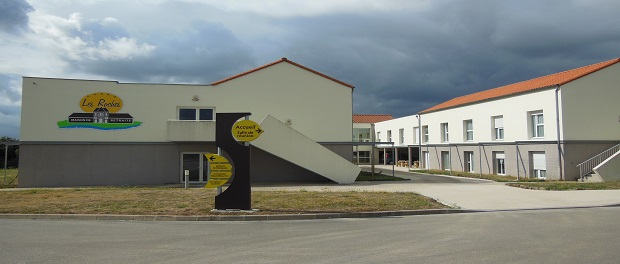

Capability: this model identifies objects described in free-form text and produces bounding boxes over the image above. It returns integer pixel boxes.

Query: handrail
[577,143,620,181]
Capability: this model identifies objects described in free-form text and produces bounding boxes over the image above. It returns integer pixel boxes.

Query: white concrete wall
[373,89,559,147]
[374,115,419,146]
[21,62,354,143]
[560,63,620,141]
[419,89,559,144]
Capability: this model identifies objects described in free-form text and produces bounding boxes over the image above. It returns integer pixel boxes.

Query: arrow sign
[203,154,233,188]
[231,119,264,142]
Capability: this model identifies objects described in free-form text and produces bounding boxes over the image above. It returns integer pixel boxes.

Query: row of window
[435,151,546,179]
[378,111,544,144]
[178,108,214,121]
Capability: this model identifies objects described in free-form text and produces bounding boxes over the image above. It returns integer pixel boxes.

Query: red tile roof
[211,57,355,89]
[353,114,394,124]
[421,58,620,114]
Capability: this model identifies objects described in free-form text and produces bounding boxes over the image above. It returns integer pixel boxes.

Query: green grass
[0,168,18,188]
[506,182,620,190]
[417,169,521,182]
[0,187,446,215]
[418,169,620,190]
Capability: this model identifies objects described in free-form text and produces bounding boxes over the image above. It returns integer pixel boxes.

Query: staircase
[577,143,620,182]
[251,115,361,184]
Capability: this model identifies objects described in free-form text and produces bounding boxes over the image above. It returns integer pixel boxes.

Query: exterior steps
[580,172,604,183]
[251,115,361,184]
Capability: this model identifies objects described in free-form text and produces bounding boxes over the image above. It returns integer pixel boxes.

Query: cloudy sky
[1,0,619,138]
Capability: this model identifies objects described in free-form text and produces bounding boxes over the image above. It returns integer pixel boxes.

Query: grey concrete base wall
[18,142,347,187]
[19,143,183,187]
[563,141,618,181]
[421,141,619,181]
[251,147,329,183]
[422,143,562,180]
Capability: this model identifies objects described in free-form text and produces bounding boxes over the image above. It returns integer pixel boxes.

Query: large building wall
[19,61,356,187]
[560,63,620,141]
[419,89,559,144]
[21,62,353,143]
[374,115,419,145]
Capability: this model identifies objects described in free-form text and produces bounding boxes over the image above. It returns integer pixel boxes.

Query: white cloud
[27,11,155,62]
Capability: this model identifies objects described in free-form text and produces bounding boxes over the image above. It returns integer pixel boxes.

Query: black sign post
[214,113,252,210]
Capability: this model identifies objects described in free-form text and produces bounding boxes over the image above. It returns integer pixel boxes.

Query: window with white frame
[464,151,474,172]
[441,123,449,142]
[422,126,429,143]
[399,129,404,144]
[493,116,504,140]
[377,132,381,142]
[530,111,544,138]
[178,108,214,121]
[387,130,392,142]
[464,120,473,141]
[441,151,450,170]
[413,127,420,144]
[531,152,546,179]
[494,152,506,175]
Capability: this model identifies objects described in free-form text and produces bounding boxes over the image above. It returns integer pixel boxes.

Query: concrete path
[253,165,620,211]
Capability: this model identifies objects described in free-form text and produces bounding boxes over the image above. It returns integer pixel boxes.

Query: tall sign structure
[213,113,263,210]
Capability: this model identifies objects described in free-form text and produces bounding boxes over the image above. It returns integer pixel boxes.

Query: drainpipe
[448,143,452,176]
[555,85,564,180]
[417,114,422,169]
[478,143,482,178]
[370,123,375,177]
[516,142,520,181]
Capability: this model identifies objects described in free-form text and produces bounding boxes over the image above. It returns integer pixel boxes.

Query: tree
[0,136,19,168]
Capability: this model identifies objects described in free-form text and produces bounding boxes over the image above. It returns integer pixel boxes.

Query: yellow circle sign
[79,92,123,113]
[231,120,264,142]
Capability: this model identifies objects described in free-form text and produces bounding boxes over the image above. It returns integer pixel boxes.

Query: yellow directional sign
[204,154,233,188]
[210,163,232,171]
[231,119,264,142]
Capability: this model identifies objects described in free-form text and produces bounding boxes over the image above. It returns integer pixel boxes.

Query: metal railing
[577,143,620,181]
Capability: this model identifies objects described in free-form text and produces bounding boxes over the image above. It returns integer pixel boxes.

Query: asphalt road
[362,167,491,183]
[2,207,619,264]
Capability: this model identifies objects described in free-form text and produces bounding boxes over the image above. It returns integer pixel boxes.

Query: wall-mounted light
[192,95,199,101]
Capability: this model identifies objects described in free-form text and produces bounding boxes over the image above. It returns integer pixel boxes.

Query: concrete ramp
[593,150,620,182]
[252,115,360,184]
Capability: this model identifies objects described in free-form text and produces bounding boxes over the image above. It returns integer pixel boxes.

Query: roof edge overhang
[211,57,355,90]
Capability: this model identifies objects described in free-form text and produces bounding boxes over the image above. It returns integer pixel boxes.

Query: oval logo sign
[231,120,264,142]
[79,92,123,113]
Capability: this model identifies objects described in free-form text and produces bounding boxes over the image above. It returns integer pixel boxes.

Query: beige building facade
[19,58,360,187]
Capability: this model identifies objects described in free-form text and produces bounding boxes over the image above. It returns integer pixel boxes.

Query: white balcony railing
[166,120,216,142]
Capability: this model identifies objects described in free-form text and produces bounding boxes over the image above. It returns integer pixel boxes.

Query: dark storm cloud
[274,0,620,117]
[71,20,256,84]
[0,0,34,34]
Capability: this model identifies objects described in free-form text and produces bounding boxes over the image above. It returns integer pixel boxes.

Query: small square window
[179,108,197,120]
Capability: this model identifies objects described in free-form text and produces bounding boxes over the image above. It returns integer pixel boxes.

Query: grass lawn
[418,169,620,190]
[0,168,18,188]
[506,182,620,191]
[0,187,445,215]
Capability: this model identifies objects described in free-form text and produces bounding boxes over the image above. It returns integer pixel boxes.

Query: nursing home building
[375,58,620,181]
[19,58,361,187]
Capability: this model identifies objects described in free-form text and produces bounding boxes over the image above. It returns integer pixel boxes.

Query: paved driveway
[254,166,620,211]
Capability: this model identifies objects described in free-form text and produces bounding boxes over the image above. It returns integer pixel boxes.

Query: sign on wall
[57,92,142,130]
[231,119,264,142]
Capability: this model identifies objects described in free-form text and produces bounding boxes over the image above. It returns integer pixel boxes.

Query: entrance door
[181,153,209,183]
[423,151,430,169]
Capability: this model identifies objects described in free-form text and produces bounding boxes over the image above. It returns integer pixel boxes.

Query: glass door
[181,153,210,183]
